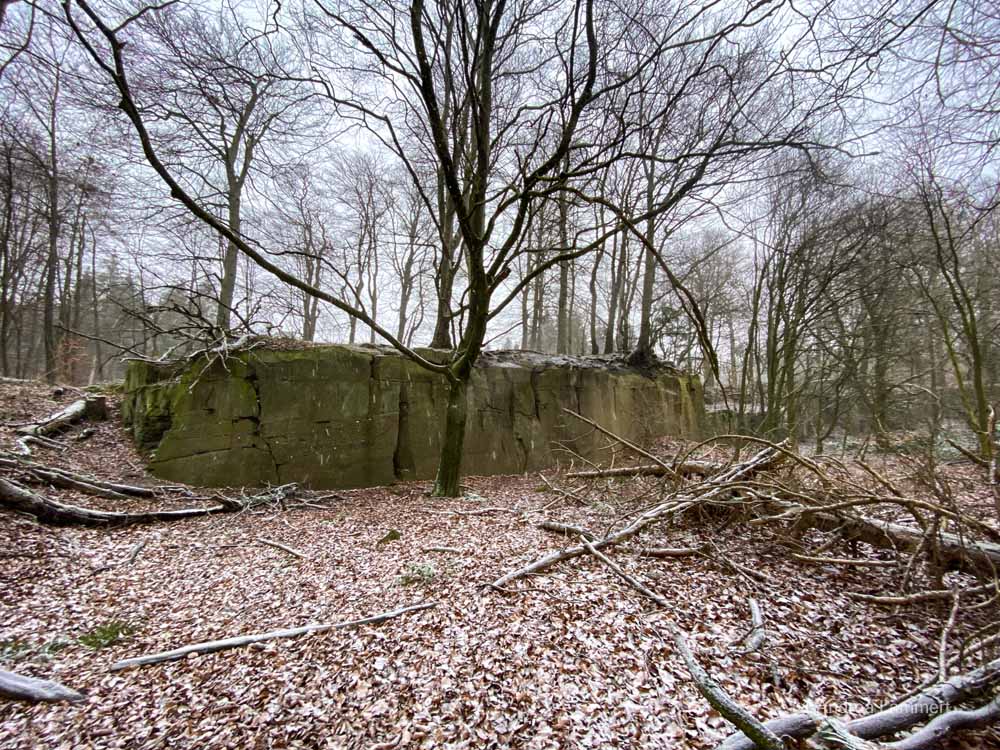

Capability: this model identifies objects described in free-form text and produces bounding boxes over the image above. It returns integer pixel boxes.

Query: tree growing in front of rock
[62,0,893,496]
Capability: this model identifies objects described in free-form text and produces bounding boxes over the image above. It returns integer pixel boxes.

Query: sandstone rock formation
[123,343,704,489]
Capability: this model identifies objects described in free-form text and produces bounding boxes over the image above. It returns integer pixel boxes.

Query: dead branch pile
[494,413,1000,749]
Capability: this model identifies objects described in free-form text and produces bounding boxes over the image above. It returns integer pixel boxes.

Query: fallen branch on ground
[577,537,784,750]
[733,598,766,655]
[92,539,149,574]
[436,506,521,516]
[791,553,896,568]
[111,601,437,671]
[255,537,309,560]
[948,425,1000,486]
[490,443,784,590]
[638,545,705,558]
[565,459,722,480]
[538,521,595,540]
[0,669,85,703]
[846,581,998,606]
[888,695,1000,750]
[719,657,1000,750]
[563,408,678,478]
[581,538,669,607]
[668,623,784,750]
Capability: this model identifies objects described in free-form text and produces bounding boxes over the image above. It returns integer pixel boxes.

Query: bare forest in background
[1,0,997,463]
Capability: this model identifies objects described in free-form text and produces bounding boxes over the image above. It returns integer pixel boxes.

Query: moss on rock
[123,344,704,489]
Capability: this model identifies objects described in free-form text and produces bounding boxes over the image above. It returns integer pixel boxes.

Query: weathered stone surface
[122,344,705,489]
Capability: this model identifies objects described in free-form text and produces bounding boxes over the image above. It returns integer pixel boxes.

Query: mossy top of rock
[151,335,682,377]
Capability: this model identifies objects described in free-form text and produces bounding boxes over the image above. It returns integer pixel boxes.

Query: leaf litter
[0,381,997,749]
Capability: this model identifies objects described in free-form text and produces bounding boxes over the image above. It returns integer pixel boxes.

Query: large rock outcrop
[122,343,704,489]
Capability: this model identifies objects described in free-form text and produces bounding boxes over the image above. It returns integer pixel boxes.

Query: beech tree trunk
[432,366,469,497]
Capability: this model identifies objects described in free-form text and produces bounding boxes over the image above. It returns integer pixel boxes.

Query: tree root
[0,477,231,526]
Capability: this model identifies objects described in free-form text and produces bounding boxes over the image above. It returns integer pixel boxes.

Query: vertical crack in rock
[244,363,280,481]
[393,377,415,480]
[530,369,542,421]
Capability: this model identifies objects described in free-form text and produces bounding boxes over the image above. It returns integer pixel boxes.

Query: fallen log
[111,601,436,671]
[806,511,1000,577]
[16,397,107,438]
[490,444,785,590]
[719,657,1000,750]
[0,478,229,526]
[566,459,723,480]
[888,695,1000,750]
[0,669,85,703]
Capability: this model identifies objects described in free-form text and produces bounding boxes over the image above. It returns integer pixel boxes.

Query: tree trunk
[556,190,570,354]
[633,165,657,362]
[432,367,469,497]
[43,171,59,383]
[588,246,601,354]
[216,193,241,332]
[430,172,456,349]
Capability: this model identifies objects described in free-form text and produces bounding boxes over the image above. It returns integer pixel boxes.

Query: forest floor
[0,379,998,749]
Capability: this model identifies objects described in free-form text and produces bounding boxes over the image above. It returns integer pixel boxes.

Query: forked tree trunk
[432,376,469,497]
